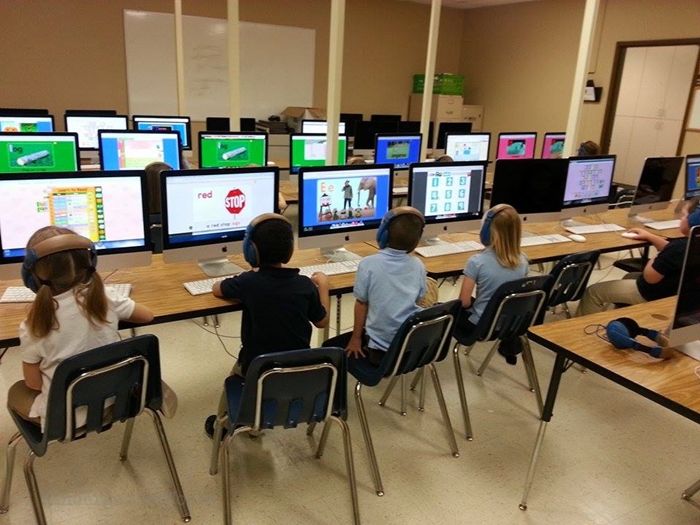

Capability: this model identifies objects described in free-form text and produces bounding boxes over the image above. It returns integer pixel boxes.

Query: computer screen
[0,115,54,133]
[436,122,472,150]
[301,120,346,135]
[685,154,700,199]
[0,108,49,116]
[562,155,616,214]
[340,113,363,136]
[99,130,181,171]
[298,164,393,249]
[541,132,566,159]
[374,134,422,169]
[0,133,80,174]
[0,171,150,277]
[409,161,486,235]
[133,115,192,150]
[630,156,684,214]
[670,226,700,351]
[160,168,278,264]
[65,114,129,150]
[353,121,399,150]
[445,133,491,162]
[199,132,268,169]
[496,132,537,160]
[289,134,348,174]
[490,158,568,222]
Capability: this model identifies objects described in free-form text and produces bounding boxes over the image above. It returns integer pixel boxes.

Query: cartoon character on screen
[357,177,376,209]
[318,193,332,221]
[342,180,353,210]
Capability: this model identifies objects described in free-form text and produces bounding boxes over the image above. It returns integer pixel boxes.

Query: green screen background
[292,137,347,168]
[0,140,78,173]
[200,138,266,168]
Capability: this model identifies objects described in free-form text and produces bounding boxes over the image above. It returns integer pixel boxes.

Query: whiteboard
[123,10,315,121]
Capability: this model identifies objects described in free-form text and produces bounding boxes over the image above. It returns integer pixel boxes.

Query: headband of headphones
[479,204,511,246]
[243,213,293,268]
[605,317,671,359]
[376,206,425,249]
[22,233,97,293]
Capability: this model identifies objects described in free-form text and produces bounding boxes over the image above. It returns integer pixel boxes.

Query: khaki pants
[576,275,645,316]
[417,276,439,308]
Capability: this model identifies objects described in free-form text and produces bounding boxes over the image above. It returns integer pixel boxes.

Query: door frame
[600,38,700,155]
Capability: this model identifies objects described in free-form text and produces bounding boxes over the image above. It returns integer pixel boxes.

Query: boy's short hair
[388,213,424,252]
[253,218,294,266]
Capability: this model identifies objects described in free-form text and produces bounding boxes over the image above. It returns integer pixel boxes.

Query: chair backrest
[547,250,600,307]
[475,275,553,342]
[33,335,162,451]
[379,300,462,378]
[231,347,347,430]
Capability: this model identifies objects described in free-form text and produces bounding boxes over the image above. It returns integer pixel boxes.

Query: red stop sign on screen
[225,189,246,214]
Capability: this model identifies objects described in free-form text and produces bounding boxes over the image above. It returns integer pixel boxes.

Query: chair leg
[377,376,399,408]
[354,382,384,496]
[562,304,572,319]
[428,364,459,458]
[210,390,228,475]
[400,376,407,416]
[452,345,474,441]
[476,341,500,377]
[0,432,22,513]
[146,409,191,522]
[409,368,423,391]
[203,316,209,326]
[222,434,233,525]
[119,418,136,461]
[331,416,361,525]
[214,314,220,328]
[418,369,427,412]
[682,477,700,500]
[306,422,317,436]
[521,340,544,417]
[463,343,475,357]
[23,452,47,525]
[315,421,333,458]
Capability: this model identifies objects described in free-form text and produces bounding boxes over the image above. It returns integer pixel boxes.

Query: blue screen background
[375,137,421,169]
[101,136,181,170]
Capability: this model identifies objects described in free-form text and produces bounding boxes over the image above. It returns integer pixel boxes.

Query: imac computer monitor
[669,225,700,356]
[685,154,700,199]
[340,113,363,136]
[0,132,80,173]
[98,130,181,171]
[298,164,393,256]
[161,167,279,276]
[289,134,348,174]
[352,121,398,151]
[541,132,566,159]
[436,122,472,150]
[496,132,537,160]
[0,108,49,116]
[374,134,422,169]
[370,114,401,123]
[65,114,129,150]
[0,114,54,133]
[199,132,268,169]
[490,158,568,223]
[408,161,487,237]
[301,120,346,135]
[561,155,616,217]
[629,156,684,217]
[445,133,491,162]
[0,171,151,278]
[397,121,434,146]
[133,115,192,150]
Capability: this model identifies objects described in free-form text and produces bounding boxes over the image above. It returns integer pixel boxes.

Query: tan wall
[0,0,463,125]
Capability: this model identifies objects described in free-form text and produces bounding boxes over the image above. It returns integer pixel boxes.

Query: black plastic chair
[347,300,462,497]
[209,347,359,525]
[0,335,190,524]
[452,276,553,436]
[547,250,600,318]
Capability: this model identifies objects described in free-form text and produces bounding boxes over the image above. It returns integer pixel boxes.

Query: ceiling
[403,0,541,9]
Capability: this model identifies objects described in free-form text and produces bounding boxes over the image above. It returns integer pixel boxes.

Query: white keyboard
[183,276,235,296]
[520,234,572,247]
[298,261,359,277]
[415,241,484,258]
[565,223,624,235]
[0,283,132,304]
[645,219,680,231]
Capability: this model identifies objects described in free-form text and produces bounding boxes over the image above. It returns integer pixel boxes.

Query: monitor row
[0,155,695,279]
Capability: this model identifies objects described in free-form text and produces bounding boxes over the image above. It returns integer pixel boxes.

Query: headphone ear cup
[688,208,700,228]
[21,250,39,293]
[243,223,258,267]
[614,317,641,338]
[376,211,394,249]
[606,320,635,350]
[480,212,493,246]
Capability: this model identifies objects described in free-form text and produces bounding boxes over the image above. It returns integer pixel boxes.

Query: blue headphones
[605,317,670,359]
[376,206,425,250]
[22,234,97,293]
[687,205,700,228]
[479,204,511,246]
[242,213,292,268]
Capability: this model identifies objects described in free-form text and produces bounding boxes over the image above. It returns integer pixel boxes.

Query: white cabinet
[409,94,464,122]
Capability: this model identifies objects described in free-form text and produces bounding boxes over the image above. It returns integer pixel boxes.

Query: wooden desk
[519,297,700,509]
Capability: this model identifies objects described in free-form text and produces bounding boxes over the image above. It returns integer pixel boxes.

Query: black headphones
[21,234,97,293]
[242,213,292,268]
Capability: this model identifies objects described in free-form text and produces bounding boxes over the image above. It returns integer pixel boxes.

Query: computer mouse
[568,234,587,243]
[621,231,641,239]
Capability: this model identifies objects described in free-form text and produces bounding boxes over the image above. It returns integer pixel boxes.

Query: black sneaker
[205,414,227,441]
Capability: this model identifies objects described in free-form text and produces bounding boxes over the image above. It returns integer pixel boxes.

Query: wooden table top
[528,297,700,423]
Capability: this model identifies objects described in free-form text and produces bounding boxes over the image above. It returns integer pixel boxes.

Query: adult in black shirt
[577,198,700,315]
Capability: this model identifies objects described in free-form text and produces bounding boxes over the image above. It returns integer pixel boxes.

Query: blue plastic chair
[209,347,359,525]
[348,300,462,497]
[0,335,190,524]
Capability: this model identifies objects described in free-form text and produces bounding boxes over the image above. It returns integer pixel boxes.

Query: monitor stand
[321,246,361,262]
[561,218,586,228]
[628,213,654,224]
[198,257,245,277]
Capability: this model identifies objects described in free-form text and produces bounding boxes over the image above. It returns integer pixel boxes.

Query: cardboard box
[280,106,326,132]
[412,74,464,96]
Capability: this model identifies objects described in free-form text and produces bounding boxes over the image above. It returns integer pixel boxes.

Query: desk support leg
[519,352,567,511]
[682,477,700,500]
[336,294,342,336]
